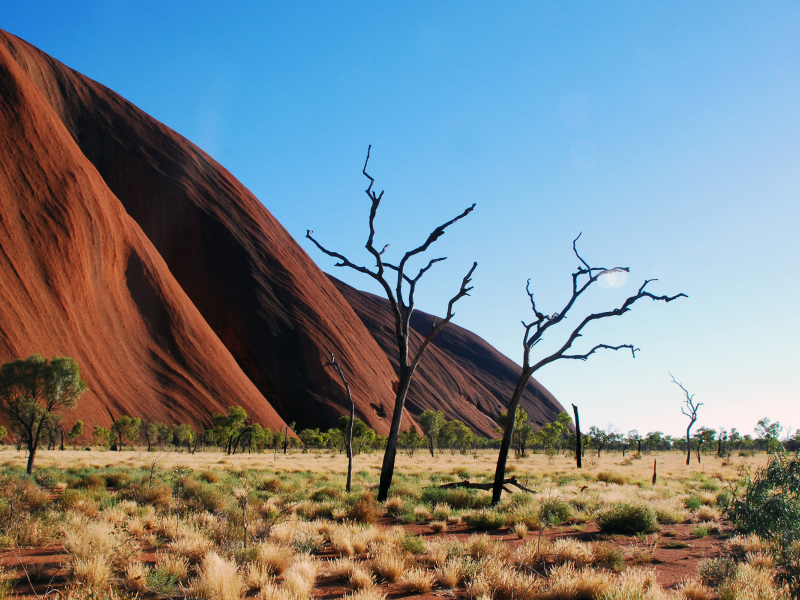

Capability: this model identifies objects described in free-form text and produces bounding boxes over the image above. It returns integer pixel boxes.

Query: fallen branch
[438,476,536,494]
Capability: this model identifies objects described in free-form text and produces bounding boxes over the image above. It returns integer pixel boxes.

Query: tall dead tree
[307,146,477,501]
[670,373,702,466]
[491,235,686,504]
[322,351,355,493]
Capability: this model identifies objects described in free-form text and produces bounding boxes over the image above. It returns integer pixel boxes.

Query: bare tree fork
[671,372,702,466]
[491,234,687,504]
[438,476,536,495]
[322,351,355,493]
[572,403,582,468]
[306,146,477,501]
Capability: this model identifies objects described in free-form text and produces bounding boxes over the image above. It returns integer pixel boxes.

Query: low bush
[347,492,379,524]
[540,498,574,524]
[698,557,737,588]
[420,486,489,509]
[463,508,506,530]
[684,495,703,510]
[597,503,658,535]
[596,471,627,485]
[593,545,624,571]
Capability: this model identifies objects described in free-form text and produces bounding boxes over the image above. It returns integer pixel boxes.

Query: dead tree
[671,373,702,466]
[490,235,686,504]
[306,146,477,501]
[322,351,355,493]
[572,404,582,468]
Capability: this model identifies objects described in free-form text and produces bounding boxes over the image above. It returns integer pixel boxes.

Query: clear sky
[3,2,798,439]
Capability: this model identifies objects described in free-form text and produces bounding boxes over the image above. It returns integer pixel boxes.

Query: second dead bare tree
[307,146,477,501]
[491,235,686,504]
[322,351,355,493]
[671,373,702,466]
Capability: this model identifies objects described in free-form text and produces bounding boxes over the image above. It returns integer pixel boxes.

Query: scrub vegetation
[0,447,795,600]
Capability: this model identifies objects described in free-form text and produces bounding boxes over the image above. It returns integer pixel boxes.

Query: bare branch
[305,231,372,275]
[560,343,640,361]
[410,261,477,370]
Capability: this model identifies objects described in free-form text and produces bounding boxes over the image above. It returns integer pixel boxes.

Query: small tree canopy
[0,354,86,473]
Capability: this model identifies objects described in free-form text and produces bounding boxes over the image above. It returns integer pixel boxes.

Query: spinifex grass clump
[597,502,659,535]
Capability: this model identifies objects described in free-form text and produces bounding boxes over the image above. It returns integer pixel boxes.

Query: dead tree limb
[307,146,477,501]
[439,476,536,494]
[671,373,702,466]
[492,234,686,504]
[322,351,355,493]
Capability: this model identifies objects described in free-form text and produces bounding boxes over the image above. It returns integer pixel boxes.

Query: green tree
[0,354,86,474]
[587,426,621,457]
[68,420,84,447]
[93,425,110,447]
[299,428,326,450]
[173,423,195,452]
[110,415,141,451]
[144,422,173,451]
[211,406,248,454]
[644,431,664,453]
[418,409,446,458]
[755,417,783,453]
[399,428,424,457]
[498,407,534,456]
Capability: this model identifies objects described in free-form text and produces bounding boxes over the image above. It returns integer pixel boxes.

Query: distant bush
[596,471,627,485]
[103,471,130,488]
[310,487,339,502]
[421,487,489,510]
[539,498,574,524]
[463,508,506,530]
[684,495,702,510]
[70,474,106,490]
[198,470,220,484]
[597,503,658,535]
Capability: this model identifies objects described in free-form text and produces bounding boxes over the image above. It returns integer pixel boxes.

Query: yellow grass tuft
[400,567,435,593]
[435,558,465,589]
[430,520,448,533]
[368,546,406,582]
[349,565,376,590]
[190,552,244,600]
[282,558,318,600]
[676,578,713,600]
[123,562,150,589]
[71,555,111,589]
[155,550,189,580]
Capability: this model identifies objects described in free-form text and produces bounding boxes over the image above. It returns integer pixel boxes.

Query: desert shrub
[729,452,800,540]
[190,552,243,600]
[21,485,51,510]
[463,508,506,530]
[596,471,627,485]
[400,533,426,554]
[198,470,220,484]
[103,472,130,488]
[539,498,573,524]
[692,525,709,538]
[698,557,737,588]
[347,492,379,524]
[684,495,703,510]
[597,503,658,535]
[699,478,721,492]
[715,490,731,508]
[420,487,489,509]
[183,483,226,513]
[70,474,106,490]
[400,567,435,593]
[593,545,624,571]
[310,486,339,502]
[134,486,174,511]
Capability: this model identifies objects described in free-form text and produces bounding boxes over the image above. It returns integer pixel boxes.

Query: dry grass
[400,567,435,593]
[430,520,448,533]
[368,546,406,582]
[190,552,244,600]
[282,558,318,599]
[349,566,376,590]
[675,578,713,600]
[71,555,111,589]
[123,562,150,589]
[253,541,295,575]
[155,550,189,580]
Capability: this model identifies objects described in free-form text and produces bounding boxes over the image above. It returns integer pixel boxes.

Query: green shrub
[103,471,130,488]
[597,503,659,535]
[729,452,800,540]
[310,486,339,502]
[400,534,426,554]
[699,479,720,492]
[70,474,106,490]
[420,487,489,509]
[539,498,573,524]
[698,557,737,587]
[593,545,624,571]
[715,490,731,508]
[463,509,506,530]
[684,495,702,510]
[183,482,226,513]
[692,525,709,538]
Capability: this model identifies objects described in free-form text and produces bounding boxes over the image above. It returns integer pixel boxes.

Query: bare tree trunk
[322,352,355,493]
[572,404,582,469]
[686,429,692,465]
[378,372,411,501]
[26,443,36,475]
[492,378,527,504]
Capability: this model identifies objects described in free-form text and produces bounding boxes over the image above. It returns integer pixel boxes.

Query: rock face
[0,29,404,435]
[0,35,287,432]
[0,29,564,438]
[330,276,566,437]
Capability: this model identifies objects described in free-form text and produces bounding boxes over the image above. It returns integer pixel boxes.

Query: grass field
[0,447,788,600]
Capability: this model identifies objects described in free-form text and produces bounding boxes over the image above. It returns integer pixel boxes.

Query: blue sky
[3,2,799,438]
